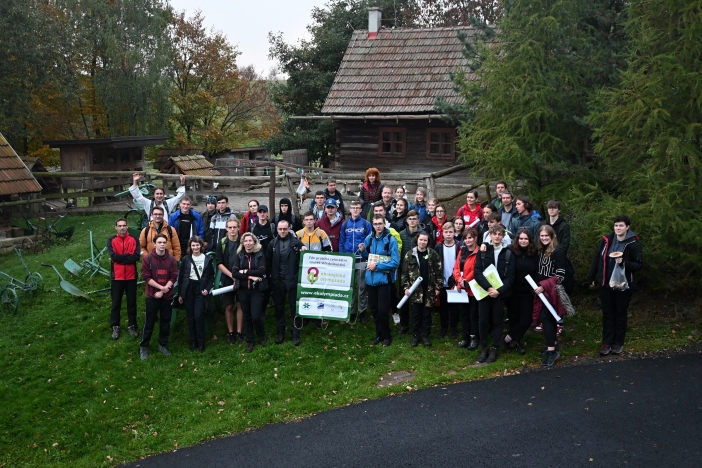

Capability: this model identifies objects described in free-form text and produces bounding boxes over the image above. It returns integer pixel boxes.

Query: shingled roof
[160,155,220,177]
[321,27,476,115]
[0,133,42,196]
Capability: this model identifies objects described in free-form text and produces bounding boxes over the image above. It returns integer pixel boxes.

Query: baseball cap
[325,198,338,208]
[258,205,268,212]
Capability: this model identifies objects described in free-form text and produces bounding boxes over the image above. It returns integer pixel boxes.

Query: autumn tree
[168,11,278,155]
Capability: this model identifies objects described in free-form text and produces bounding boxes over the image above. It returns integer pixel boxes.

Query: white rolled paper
[396,277,423,309]
[468,218,480,228]
[525,274,561,322]
[210,285,235,297]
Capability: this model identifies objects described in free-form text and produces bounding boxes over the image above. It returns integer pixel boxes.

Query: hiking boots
[139,346,148,360]
[599,344,612,356]
[411,336,420,347]
[111,326,120,340]
[158,345,171,356]
[275,332,285,345]
[486,347,498,363]
[293,335,301,346]
[127,325,139,338]
[422,336,432,347]
[370,337,382,345]
[515,341,527,355]
[245,342,254,353]
[478,347,488,363]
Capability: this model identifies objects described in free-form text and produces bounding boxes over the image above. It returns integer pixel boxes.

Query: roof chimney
[368,7,381,40]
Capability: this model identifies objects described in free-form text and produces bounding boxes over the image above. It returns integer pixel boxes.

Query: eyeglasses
[435,209,445,213]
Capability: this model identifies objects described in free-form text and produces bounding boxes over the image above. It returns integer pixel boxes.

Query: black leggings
[539,305,560,348]
[238,289,265,342]
[184,280,207,345]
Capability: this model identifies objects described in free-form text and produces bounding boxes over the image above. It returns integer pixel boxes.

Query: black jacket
[545,217,571,253]
[512,247,539,295]
[266,234,303,290]
[232,247,267,291]
[474,245,515,299]
[216,237,240,287]
[176,254,215,301]
[587,232,643,290]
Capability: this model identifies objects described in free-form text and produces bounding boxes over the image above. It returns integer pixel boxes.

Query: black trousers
[110,279,137,328]
[272,283,299,337]
[411,302,432,337]
[367,283,392,340]
[478,297,505,348]
[458,299,479,341]
[438,287,460,330]
[184,280,206,346]
[600,286,633,345]
[140,297,172,347]
[238,289,265,342]
[506,291,534,342]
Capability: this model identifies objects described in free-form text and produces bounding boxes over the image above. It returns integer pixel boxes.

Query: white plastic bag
[609,264,629,291]
[296,176,309,196]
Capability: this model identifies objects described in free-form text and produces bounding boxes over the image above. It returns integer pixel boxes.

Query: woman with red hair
[359,167,385,219]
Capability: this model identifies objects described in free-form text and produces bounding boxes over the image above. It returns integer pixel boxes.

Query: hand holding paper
[396,277,423,308]
[525,274,561,322]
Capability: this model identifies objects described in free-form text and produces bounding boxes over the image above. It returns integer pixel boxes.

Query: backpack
[142,225,175,244]
[481,248,512,279]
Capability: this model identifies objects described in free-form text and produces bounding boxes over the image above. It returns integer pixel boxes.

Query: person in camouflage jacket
[401,232,443,346]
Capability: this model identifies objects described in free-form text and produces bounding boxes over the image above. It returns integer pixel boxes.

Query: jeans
[600,287,633,345]
[140,297,172,347]
[506,291,534,342]
[110,279,137,328]
[272,283,299,338]
[478,297,505,348]
[458,299,479,341]
[238,289,266,342]
[367,283,392,340]
[184,280,206,346]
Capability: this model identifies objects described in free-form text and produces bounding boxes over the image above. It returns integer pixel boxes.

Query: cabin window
[120,151,131,163]
[426,129,456,159]
[378,127,406,158]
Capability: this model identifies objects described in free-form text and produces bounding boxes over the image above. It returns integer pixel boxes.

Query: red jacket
[431,216,449,244]
[452,244,479,296]
[107,233,140,281]
[141,250,179,300]
[532,276,568,324]
[239,211,258,236]
[456,203,483,228]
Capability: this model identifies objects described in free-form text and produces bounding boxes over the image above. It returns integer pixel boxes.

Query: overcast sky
[167,0,329,76]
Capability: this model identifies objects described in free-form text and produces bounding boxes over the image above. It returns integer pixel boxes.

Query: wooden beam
[285,175,300,217]
[430,164,467,179]
[0,198,46,207]
[269,167,276,218]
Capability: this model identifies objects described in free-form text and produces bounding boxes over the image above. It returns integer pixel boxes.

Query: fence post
[424,176,437,199]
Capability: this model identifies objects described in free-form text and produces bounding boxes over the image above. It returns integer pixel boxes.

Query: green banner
[296,251,355,321]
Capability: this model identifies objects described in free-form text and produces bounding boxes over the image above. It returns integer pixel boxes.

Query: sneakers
[486,347,498,363]
[541,349,560,367]
[382,338,392,347]
[370,337,382,345]
[421,336,431,347]
[158,345,171,356]
[111,326,120,340]
[227,333,236,345]
[139,346,148,360]
[457,340,469,348]
[127,325,139,338]
[556,325,564,336]
[515,341,527,355]
[411,336,420,347]
[468,337,478,350]
[437,328,448,339]
[237,332,245,342]
[599,344,612,356]
[610,344,624,355]
[477,347,488,363]
[245,342,254,353]
[535,323,543,332]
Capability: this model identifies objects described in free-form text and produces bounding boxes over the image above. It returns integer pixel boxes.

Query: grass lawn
[0,213,698,467]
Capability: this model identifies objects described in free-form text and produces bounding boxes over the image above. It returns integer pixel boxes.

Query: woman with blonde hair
[176,236,214,352]
[231,232,268,353]
[359,167,384,218]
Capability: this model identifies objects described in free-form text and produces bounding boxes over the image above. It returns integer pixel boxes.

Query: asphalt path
[125,352,702,468]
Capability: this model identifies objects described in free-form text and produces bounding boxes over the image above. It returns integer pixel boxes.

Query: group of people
[108,170,643,367]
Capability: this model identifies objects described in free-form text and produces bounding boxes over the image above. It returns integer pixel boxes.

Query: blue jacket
[168,209,204,239]
[362,229,400,286]
[339,216,372,258]
[414,202,428,224]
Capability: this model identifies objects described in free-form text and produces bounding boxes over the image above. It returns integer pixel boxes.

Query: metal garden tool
[0,249,44,313]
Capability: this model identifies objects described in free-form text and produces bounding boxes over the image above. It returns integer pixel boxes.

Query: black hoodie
[273,198,302,234]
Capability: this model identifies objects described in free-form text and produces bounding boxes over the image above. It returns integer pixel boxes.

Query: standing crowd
[108,170,643,367]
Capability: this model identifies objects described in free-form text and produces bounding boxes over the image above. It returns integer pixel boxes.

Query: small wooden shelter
[159,155,220,177]
[0,132,42,227]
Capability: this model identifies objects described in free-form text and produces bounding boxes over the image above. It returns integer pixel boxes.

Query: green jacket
[401,247,443,307]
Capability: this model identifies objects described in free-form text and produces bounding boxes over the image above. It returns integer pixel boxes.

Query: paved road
[126,353,702,467]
